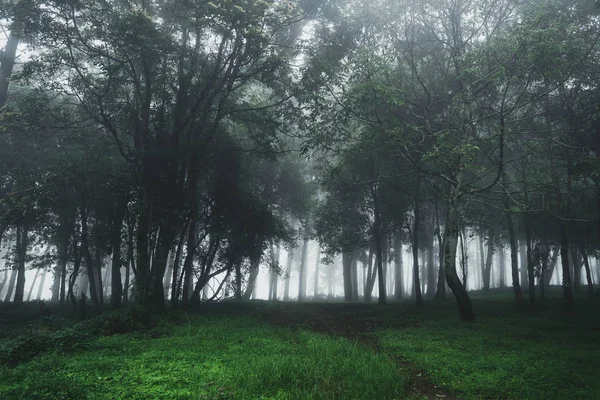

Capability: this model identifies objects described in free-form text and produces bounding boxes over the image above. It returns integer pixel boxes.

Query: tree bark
[506,210,525,307]
[110,209,125,309]
[559,223,575,311]
[394,232,404,300]
[483,232,494,291]
[80,204,100,308]
[313,244,320,298]
[13,225,28,304]
[524,214,536,306]
[3,268,17,302]
[0,32,19,108]
[580,246,594,297]
[444,193,475,321]
[411,178,424,307]
[36,270,47,300]
[342,252,354,302]
[27,269,40,302]
[298,226,310,302]
[283,248,294,301]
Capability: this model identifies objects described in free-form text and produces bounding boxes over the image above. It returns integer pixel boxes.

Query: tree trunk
[170,227,186,307]
[3,268,17,302]
[244,243,262,300]
[298,226,310,302]
[506,210,525,307]
[110,210,125,310]
[283,248,294,301]
[498,246,506,288]
[147,225,174,311]
[164,251,174,300]
[519,240,528,288]
[313,244,320,298]
[351,250,359,301]
[342,252,354,302]
[524,214,536,306]
[235,261,242,300]
[27,268,40,302]
[364,244,377,302]
[36,270,47,300]
[134,186,152,306]
[444,194,475,321]
[559,223,575,311]
[181,215,198,309]
[13,225,28,304]
[544,247,559,286]
[580,246,594,297]
[412,178,424,307]
[394,232,403,300]
[483,232,494,291]
[0,32,19,108]
[80,202,100,308]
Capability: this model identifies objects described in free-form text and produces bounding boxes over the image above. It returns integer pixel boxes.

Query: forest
[1,0,600,399]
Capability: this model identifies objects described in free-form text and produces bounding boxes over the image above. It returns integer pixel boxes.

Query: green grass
[376,293,600,400]
[0,313,406,400]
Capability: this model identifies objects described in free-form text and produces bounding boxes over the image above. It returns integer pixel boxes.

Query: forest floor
[0,289,599,399]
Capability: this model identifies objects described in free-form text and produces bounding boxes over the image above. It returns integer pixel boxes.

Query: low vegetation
[1,291,598,399]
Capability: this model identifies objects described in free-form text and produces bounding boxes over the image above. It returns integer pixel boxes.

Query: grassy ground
[376,292,600,400]
[0,290,599,399]
[0,306,405,400]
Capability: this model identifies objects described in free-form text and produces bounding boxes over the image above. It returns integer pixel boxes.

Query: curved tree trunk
[444,194,475,321]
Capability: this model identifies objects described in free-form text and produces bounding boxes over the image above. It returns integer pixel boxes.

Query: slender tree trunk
[444,192,475,321]
[524,214,536,306]
[560,223,575,311]
[135,184,152,306]
[351,249,359,301]
[412,178,424,307]
[519,240,528,288]
[498,246,506,288]
[13,225,28,304]
[313,244,320,298]
[244,243,262,300]
[80,203,100,308]
[580,246,594,297]
[27,269,40,301]
[394,232,403,300]
[544,248,559,286]
[235,261,242,300]
[3,268,17,302]
[273,243,280,300]
[483,232,494,291]
[342,252,354,302]
[36,270,47,300]
[68,235,82,311]
[164,251,174,300]
[0,268,7,297]
[181,214,198,308]
[298,226,310,302]
[506,210,525,307]
[147,225,174,311]
[110,210,125,309]
[434,202,447,299]
[170,227,186,307]
[283,248,294,301]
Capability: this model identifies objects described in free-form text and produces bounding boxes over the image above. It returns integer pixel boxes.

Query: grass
[1,289,599,400]
[376,292,600,400]
[0,311,405,400]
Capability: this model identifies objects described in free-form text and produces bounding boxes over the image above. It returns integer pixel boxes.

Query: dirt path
[263,304,458,400]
